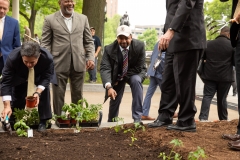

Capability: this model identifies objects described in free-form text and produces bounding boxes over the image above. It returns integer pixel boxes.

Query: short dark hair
[21,42,41,58]
[220,26,230,33]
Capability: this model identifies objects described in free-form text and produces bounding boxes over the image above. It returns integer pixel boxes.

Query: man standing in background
[0,0,21,75]
[41,0,95,116]
[88,27,101,83]
[148,0,206,132]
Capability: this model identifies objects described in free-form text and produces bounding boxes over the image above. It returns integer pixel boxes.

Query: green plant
[124,122,145,146]
[13,108,27,122]
[25,109,40,126]
[111,117,124,133]
[14,119,30,137]
[158,139,183,160]
[188,147,206,160]
[62,103,70,113]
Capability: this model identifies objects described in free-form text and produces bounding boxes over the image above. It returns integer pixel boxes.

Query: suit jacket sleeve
[83,17,95,62]
[169,0,197,32]
[127,40,146,81]
[13,21,21,49]
[1,56,15,96]
[100,46,112,87]
[41,17,52,52]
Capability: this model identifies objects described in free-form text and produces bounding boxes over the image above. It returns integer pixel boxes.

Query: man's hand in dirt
[108,88,117,100]
[86,60,95,70]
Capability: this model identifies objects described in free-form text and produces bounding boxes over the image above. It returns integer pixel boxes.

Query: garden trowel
[4,115,12,135]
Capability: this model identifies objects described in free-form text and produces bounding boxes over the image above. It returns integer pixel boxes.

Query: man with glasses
[41,0,95,116]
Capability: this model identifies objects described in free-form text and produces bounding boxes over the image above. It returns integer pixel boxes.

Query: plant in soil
[111,117,124,133]
[14,119,30,137]
[124,122,145,146]
[13,108,27,121]
[158,139,183,160]
[188,146,206,160]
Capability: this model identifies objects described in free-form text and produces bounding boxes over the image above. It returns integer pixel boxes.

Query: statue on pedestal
[120,12,130,26]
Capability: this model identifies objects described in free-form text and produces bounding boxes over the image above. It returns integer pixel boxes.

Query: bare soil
[0,120,240,160]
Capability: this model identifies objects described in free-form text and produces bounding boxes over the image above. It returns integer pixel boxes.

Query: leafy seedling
[14,119,30,137]
[158,139,183,160]
[188,146,207,160]
[111,117,124,133]
[124,122,145,146]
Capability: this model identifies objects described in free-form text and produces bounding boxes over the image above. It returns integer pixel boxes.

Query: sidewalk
[0,75,239,131]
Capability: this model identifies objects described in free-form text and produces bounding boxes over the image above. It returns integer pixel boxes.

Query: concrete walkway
[0,75,239,131]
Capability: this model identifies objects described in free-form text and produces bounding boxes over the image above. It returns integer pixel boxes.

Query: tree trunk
[82,0,106,71]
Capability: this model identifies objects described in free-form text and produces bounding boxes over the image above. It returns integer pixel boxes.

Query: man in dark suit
[100,25,146,123]
[0,42,56,132]
[148,0,206,132]
[0,0,21,74]
[221,0,240,150]
[199,26,234,121]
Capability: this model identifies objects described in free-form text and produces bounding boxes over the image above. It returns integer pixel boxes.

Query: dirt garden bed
[0,120,240,160]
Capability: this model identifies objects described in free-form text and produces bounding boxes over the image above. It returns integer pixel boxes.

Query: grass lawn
[84,72,150,85]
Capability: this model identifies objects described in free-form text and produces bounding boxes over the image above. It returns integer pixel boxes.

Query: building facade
[106,0,118,18]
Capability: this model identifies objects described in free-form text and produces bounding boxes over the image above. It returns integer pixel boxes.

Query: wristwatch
[106,85,113,91]
[168,28,175,32]
[33,92,41,97]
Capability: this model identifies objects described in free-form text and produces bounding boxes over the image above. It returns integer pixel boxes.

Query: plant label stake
[27,129,33,137]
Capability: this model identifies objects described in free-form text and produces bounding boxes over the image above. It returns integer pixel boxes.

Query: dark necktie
[122,49,128,77]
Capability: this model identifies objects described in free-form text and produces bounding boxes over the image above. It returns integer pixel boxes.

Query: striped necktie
[122,49,128,77]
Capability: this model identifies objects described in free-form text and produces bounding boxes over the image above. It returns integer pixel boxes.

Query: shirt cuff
[105,82,111,89]
[37,85,45,91]
[2,95,12,101]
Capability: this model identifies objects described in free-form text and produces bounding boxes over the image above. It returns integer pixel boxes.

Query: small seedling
[124,122,145,146]
[14,119,30,137]
[188,146,206,160]
[111,117,124,133]
[158,139,183,160]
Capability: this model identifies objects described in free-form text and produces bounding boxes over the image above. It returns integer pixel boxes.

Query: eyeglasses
[63,0,76,4]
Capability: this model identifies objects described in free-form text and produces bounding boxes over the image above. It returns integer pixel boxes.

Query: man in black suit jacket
[100,25,146,123]
[221,0,240,150]
[1,42,56,132]
[199,26,234,121]
[148,0,206,132]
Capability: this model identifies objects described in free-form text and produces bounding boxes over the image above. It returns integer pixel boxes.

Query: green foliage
[14,119,30,137]
[204,0,232,40]
[158,139,183,160]
[111,117,124,133]
[104,14,121,46]
[138,29,158,51]
[13,108,27,122]
[9,0,83,40]
[158,139,207,160]
[24,109,40,126]
[124,122,145,146]
[188,147,207,160]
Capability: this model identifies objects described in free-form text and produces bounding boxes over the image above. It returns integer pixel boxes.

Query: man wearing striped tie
[100,25,146,124]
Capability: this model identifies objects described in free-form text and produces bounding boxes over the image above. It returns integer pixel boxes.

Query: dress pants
[158,50,201,127]
[231,68,237,95]
[235,37,240,134]
[142,76,162,116]
[11,82,52,120]
[52,59,85,116]
[199,80,231,120]
[108,75,143,122]
[88,57,97,82]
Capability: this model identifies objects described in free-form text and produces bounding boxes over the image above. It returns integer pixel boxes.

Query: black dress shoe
[167,124,196,132]
[148,119,172,128]
[38,123,46,132]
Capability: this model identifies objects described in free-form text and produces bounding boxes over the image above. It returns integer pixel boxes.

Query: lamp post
[12,0,19,21]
